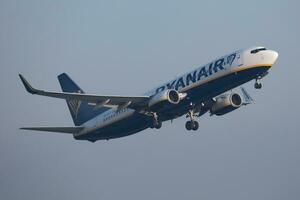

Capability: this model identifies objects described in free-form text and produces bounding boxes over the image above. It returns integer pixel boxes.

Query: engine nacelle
[210,93,243,116]
[148,89,181,107]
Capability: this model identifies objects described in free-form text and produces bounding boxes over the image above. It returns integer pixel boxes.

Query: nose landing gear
[254,77,262,89]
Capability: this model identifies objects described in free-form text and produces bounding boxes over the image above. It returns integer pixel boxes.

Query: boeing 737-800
[19,46,278,142]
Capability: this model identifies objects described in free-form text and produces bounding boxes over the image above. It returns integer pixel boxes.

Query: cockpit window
[251,48,267,54]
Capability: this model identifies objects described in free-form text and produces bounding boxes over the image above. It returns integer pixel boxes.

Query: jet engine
[148,89,181,107]
[210,93,243,116]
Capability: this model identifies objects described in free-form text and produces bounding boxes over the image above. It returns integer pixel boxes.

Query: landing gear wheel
[185,121,199,131]
[192,121,199,131]
[254,82,262,89]
[149,112,162,129]
[185,121,193,131]
[254,78,262,89]
[154,120,162,129]
[185,107,201,131]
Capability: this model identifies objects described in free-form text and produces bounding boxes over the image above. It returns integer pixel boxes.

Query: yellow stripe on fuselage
[234,63,272,73]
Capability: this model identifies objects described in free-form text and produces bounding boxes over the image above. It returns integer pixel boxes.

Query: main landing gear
[185,110,199,131]
[150,112,162,129]
[254,77,262,89]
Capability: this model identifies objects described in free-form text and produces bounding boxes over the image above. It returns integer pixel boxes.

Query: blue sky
[0,1,299,199]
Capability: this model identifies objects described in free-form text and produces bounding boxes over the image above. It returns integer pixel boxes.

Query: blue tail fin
[57,73,109,126]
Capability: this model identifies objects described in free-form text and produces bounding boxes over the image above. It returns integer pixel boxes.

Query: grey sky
[1,0,299,199]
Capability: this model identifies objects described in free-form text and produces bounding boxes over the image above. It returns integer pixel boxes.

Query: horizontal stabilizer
[20,126,84,134]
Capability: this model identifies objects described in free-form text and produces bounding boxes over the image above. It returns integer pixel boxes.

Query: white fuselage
[76,47,278,139]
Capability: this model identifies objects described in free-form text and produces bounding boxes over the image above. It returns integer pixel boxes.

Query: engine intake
[210,93,242,116]
[148,89,181,107]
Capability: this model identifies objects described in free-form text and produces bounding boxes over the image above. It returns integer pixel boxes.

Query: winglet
[19,74,39,94]
[241,87,254,105]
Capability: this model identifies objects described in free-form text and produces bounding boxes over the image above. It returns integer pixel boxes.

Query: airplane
[19,46,278,142]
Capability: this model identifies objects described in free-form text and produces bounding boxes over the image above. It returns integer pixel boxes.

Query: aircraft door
[236,51,243,66]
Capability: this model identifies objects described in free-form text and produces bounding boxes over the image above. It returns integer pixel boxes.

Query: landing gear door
[236,51,243,66]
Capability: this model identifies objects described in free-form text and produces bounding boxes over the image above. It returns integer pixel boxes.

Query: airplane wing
[20,126,84,134]
[19,74,150,109]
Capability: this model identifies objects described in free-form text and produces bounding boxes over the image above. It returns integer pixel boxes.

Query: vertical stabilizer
[57,73,109,126]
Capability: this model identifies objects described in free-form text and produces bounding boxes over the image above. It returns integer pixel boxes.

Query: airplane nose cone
[271,50,279,64]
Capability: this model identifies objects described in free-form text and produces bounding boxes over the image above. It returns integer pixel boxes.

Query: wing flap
[20,126,84,134]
